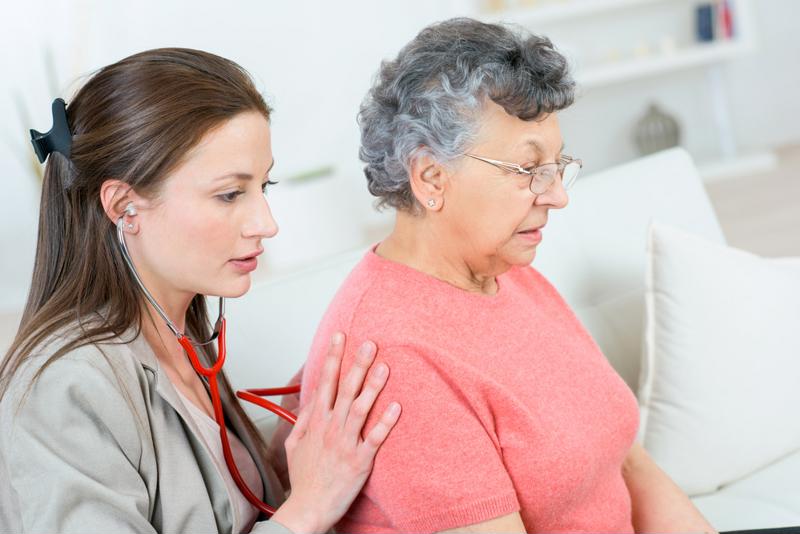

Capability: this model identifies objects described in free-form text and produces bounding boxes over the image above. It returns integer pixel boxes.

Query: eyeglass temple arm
[463,154,527,174]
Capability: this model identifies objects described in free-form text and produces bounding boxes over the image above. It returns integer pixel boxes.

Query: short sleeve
[0,355,157,533]
[347,345,520,533]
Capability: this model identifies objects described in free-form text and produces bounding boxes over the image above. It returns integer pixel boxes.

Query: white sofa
[223,147,800,531]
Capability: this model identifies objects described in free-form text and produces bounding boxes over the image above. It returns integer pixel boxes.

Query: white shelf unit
[478,0,772,182]
[484,0,671,26]
[578,39,751,89]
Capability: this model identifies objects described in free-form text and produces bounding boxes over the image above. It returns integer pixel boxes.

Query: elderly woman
[300,18,714,534]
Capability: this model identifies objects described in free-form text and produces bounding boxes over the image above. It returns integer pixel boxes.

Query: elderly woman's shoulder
[505,264,566,299]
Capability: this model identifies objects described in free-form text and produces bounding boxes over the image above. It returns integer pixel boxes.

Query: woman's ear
[408,149,448,212]
[99,179,145,234]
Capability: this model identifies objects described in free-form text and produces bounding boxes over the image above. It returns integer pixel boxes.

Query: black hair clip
[30,98,73,163]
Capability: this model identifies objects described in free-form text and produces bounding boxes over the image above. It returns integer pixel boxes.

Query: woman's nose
[243,195,279,239]
[535,177,569,209]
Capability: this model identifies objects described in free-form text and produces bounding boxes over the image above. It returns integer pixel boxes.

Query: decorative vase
[633,103,681,156]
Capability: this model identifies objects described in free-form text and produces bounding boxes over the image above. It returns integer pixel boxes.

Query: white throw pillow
[638,222,800,496]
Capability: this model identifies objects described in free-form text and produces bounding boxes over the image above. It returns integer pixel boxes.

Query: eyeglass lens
[530,161,581,194]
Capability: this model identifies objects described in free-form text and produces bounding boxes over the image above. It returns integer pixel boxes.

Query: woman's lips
[229,256,259,273]
[516,228,543,244]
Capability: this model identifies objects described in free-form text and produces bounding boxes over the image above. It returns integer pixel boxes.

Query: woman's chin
[208,277,252,299]
[511,246,538,266]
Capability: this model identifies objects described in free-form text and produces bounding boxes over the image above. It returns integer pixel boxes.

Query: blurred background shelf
[484,0,668,25]
[578,39,750,88]
[481,0,756,89]
[477,0,771,183]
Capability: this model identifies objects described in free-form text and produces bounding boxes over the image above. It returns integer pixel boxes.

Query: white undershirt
[175,388,263,534]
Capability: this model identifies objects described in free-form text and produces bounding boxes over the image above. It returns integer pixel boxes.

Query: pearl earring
[427,199,436,208]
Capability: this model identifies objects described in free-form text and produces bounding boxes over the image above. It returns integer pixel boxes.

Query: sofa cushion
[692,448,800,531]
[639,222,800,496]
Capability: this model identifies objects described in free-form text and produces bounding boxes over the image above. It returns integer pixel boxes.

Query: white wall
[0,0,467,312]
[724,0,800,150]
[1,0,798,314]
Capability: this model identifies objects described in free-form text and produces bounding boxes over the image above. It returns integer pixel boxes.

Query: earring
[127,223,134,229]
[427,199,436,208]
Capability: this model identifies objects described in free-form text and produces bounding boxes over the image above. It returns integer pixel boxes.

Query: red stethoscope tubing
[179,318,298,517]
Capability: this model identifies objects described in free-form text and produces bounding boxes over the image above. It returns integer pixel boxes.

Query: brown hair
[1,47,273,460]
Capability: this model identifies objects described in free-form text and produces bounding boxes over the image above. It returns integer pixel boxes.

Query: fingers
[359,401,401,460]
[299,334,398,460]
[332,341,377,424]
[312,332,346,416]
[343,360,389,441]
[287,397,312,446]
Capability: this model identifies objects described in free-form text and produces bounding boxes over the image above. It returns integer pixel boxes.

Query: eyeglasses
[463,153,583,194]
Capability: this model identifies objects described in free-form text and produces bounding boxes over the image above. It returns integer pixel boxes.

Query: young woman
[0,48,400,534]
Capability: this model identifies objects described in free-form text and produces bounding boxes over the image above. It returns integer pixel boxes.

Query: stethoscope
[116,208,296,517]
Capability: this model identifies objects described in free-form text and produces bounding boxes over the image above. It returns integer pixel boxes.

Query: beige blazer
[0,328,291,534]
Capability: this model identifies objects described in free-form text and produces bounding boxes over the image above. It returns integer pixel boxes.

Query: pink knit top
[300,249,639,533]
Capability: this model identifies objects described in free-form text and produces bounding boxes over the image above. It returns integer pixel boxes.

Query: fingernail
[388,402,401,415]
[375,363,388,377]
[332,332,344,345]
[359,341,375,355]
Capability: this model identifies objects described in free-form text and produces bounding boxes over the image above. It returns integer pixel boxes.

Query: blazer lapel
[124,330,285,521]
[123,332,237,531]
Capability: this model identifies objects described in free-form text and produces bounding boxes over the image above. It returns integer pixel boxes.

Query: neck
[141,293,194,335]
[376,211,499,295]
[135,272,197,369]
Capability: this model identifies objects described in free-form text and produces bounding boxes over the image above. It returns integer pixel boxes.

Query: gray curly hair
[358,17,575,212]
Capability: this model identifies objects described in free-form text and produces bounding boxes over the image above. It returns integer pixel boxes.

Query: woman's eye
[262,179,278,194]
[218,180,278,203]
[218,190,244,203]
